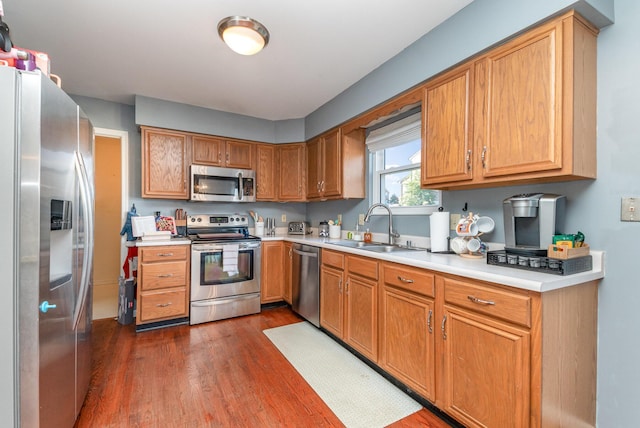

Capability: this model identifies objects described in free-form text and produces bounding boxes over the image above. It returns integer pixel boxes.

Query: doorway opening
[92,128,129,320]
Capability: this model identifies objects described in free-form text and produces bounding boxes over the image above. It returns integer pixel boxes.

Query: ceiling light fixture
[217,16,269,56]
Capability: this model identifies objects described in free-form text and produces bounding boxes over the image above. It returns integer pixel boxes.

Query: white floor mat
[263,321,422,428]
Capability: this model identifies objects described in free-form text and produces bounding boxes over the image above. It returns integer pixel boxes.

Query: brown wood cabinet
[260,241,284,304]
[282,242,293,304]
[192,135,254,169]
[141,127,191,199]
[136,245,190,326]
[319,247,598,427]
[438,275,532,427]
[379,262,436,401]
[277,143,306,201]
[421,11,597,190]
[307,128,365,201]
[320,249,378,362]
[256,143,277,200]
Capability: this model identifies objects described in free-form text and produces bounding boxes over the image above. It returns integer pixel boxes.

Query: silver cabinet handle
[397,275,414,284]
[466,149,472,171]
[481,146,487,168]
[467,295,495,305]
[427,309,433,333]
[156,302,173,307]
[158,274,174,278]
[441,315,447,340]
[338,278,342,293]
[158,253,174,257]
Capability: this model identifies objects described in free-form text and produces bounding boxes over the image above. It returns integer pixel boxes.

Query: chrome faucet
[363,203,400,245]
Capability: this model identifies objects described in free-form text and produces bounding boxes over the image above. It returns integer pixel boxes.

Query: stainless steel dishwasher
[291,243,321,327]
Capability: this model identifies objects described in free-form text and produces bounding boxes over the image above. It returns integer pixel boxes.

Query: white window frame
[366,112,441,216]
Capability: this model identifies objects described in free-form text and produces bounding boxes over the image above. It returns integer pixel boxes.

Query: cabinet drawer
[138,290,187,323]
[140,261,187,290]
[443,277,531,327]
[347,255,378,280]
[140,245,189,263]
[322,249,345,270]
[382,263,435,297]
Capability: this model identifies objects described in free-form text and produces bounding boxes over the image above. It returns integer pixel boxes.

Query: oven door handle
[192,294,257,307]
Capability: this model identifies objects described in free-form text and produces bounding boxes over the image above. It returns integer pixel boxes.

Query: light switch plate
[281,214,286,223]
[358,214,365,225]
[450,213,462,230]
[621,197,640,222]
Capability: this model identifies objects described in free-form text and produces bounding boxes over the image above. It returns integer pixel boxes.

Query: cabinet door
[321,129,342,197]
[380,286,435,401]
[283,242,293,304]
[278,143,306,201]
[476,21,563,179]
[260,241,284,303]
[421,64,474,186]
[306,137,321,199]
[256,144,277,200]
[320,265,343,337]
[441,306,530,428]
[192,135,224,166]
[225,139,254,169]
[141,127,190,199]
[345,274,378,362]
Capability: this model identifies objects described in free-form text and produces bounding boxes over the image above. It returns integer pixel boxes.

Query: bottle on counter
[364,228,372,243]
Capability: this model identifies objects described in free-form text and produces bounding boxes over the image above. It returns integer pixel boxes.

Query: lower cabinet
[319,248,598,428]
[320,249,379,362]
[261,241,284,304]
[136,245,190,326]
[283,242,293,304]
[379,262,436,401]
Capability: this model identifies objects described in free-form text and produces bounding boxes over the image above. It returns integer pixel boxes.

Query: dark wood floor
[75,306,452,427]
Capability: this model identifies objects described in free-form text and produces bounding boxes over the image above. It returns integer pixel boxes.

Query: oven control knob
[197,217,202,222]
[230,217,235,222]
[235,217,240,222]
[190,217,196,222]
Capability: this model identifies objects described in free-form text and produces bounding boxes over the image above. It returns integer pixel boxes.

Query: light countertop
[261,234,604,293]
[134,237,191,247]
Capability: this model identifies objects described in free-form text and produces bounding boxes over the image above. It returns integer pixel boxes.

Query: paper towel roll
[430,212,450,252]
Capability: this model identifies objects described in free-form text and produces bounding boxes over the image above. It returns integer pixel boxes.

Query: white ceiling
[3,0,472,121]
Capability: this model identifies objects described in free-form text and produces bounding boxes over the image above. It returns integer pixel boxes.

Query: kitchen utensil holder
[487,250,592,275]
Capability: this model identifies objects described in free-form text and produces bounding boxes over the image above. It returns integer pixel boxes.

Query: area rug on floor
[263,321,422,428]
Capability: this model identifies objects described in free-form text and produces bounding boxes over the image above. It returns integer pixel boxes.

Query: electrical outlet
[337,214,342,224]
[281,214,286,223]
[358,214,365,225]
[450,213,462,230]
[621,197,640,222]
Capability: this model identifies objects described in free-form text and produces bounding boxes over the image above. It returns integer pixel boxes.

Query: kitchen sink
[332,240,425,253]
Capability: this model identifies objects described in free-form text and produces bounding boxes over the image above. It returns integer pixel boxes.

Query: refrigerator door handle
[72,151,94,329]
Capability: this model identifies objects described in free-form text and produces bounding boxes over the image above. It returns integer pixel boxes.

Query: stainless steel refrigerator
[0,66,94,426]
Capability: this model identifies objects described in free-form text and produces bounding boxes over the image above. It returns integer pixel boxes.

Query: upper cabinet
[141,126,190,199]
[307,128,365,201]
[255,143,277,201]
[192,135,254,169]
[277,143,306,201]
[421,11,598,190]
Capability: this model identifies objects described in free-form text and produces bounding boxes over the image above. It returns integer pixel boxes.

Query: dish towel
[222,244,239,275]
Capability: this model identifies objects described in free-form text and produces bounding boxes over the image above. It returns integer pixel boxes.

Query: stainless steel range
[187,214,261,325]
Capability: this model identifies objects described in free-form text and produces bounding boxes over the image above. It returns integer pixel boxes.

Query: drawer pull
[397,275,414,284]
[158,253,174,257]
[427,309,433,333]
[156,302,173,307]
[158,274,174,278]
[468,295,495,306]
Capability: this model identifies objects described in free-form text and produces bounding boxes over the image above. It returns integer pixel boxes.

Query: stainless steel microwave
[190,165,256,202]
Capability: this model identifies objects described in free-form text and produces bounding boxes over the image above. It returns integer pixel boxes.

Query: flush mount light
[217,16,270,56]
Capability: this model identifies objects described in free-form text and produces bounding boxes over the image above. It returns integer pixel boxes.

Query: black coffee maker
[503,193,566,256]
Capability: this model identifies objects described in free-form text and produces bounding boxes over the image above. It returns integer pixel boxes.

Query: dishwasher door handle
[293,249,318,258]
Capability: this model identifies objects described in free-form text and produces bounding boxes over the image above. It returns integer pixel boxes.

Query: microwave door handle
[238,172,243,201]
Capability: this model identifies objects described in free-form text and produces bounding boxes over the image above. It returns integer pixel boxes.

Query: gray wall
[73,0,640,425]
